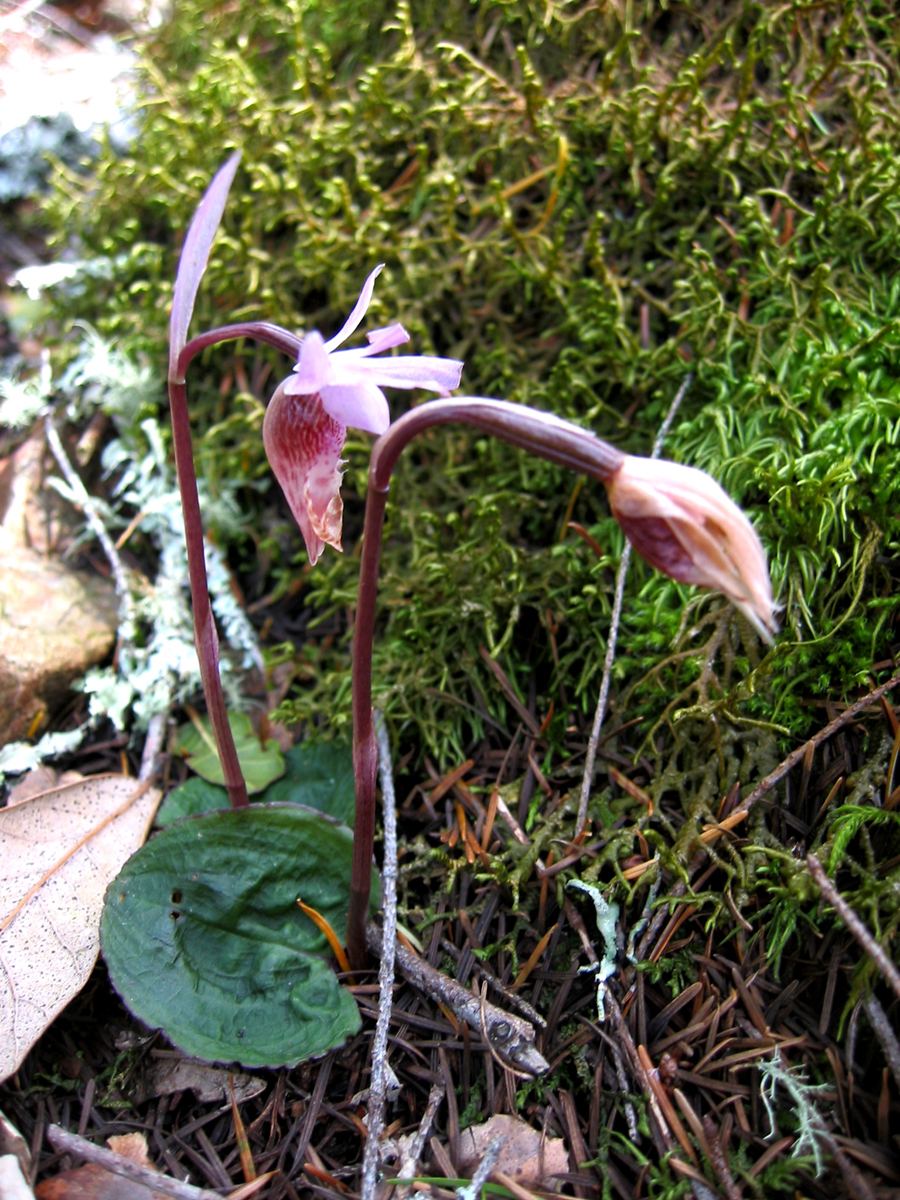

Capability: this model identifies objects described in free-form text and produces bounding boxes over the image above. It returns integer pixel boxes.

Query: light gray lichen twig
[360,712,399,1200]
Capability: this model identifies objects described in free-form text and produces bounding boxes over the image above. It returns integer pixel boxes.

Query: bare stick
[366,925,549,1077]
[139,712,167,782]
[807,854,900,1004]
[46,1126,223,1200]
[360,714,399,1200]
[633,674,900,962]
[393,1082,445,1199]
[576,375,691,834]
[45,414,135,637]
[864,993,900,1095]
[458,1134,504,1200]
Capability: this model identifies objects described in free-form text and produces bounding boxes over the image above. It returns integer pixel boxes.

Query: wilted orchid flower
[605,454,777,641]
[263,266,463,564]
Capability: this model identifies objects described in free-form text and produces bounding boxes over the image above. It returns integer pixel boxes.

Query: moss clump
[41,0,900,760]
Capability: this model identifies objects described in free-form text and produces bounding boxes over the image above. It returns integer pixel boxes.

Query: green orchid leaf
[101,804,377,1067]
[262,741,355,825]
[155,776,228,826]
[155,740,355,827]
[174,712,283,794]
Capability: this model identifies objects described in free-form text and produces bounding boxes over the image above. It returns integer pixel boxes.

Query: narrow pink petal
[363,324,410,352]
[262,384,347,565]
[330,352,464,393]
[322,265,384,352]
[283,331,335,396]
[319,381,390,435]
[169,151,241,381]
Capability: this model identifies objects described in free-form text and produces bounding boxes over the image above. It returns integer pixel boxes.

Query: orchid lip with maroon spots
[263,265,464,563]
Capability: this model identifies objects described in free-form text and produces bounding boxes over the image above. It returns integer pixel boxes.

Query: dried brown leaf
[456,1114,567,1183]
[0,775,160,1082]
[138,1057,266,1105]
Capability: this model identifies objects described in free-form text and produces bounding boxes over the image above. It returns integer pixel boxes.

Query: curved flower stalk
[167,156,460,809]
[344,398,777,967]
[263,265,463,563]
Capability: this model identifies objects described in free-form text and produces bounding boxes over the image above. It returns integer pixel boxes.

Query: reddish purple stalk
[168,323,301,810]
[345,398,625,968]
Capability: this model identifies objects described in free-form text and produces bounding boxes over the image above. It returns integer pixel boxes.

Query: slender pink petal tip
[169,151,242,380]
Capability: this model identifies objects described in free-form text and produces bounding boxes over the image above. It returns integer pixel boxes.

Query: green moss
[39,0,900,764]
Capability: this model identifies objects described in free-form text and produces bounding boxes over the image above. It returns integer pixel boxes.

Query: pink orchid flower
[263,265,463,564]
[606,454,778,641]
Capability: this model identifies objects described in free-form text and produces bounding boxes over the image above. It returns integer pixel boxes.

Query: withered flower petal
[606,455,777,641]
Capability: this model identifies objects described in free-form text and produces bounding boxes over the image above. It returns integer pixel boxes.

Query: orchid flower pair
[168,152,777,964]
[262,269,775,642]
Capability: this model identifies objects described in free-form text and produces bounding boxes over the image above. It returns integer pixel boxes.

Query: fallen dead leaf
[7,769,84,807]
[34,1133,160,1200]
[137,1057,266,1105]
[104,1137,154,1169]
[455,1113,568,1183]
[0,1108,31,1176]
[35,1163,155,1200]
[0,775,160,1082]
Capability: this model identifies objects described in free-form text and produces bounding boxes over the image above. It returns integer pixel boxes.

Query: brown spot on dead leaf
[455,1113,568,1183]
[0,774,160,1082]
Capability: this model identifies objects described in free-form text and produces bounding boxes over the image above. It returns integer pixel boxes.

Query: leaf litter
[0,775,160,1082]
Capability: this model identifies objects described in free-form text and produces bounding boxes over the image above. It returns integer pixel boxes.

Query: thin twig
[366,925,549,1077]
[360,713,399,1200]
[457,1134,504,1200]
[633,674,900,964]
[863,993,900,1095]
[742,674,900,814]
[0,0,48,34]
[139,712,167,783]
[46,1126,223,1200]
[576,375,691,834]
[44,414,135,637]
[807,855,900,1004]
[393,1083,445,1200]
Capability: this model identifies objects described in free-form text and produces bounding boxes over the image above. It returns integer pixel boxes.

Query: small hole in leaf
[237,1029,245,1038]
[170,910,181,921]
[171,889,183,904]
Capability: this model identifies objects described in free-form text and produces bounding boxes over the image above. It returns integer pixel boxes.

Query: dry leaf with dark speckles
[0,775,159,1081]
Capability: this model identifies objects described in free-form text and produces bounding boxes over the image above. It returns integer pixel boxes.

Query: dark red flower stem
[168,322,302,810]
[346,397,626,968]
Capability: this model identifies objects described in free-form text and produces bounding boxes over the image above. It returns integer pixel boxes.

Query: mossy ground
[41,0,900,761]
[5,1,900,1196]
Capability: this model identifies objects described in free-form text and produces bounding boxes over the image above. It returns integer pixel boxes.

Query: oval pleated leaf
[264,740,355,826]
[156,740,355,828]
[173,712,283,794]
[101,804,374,1067]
